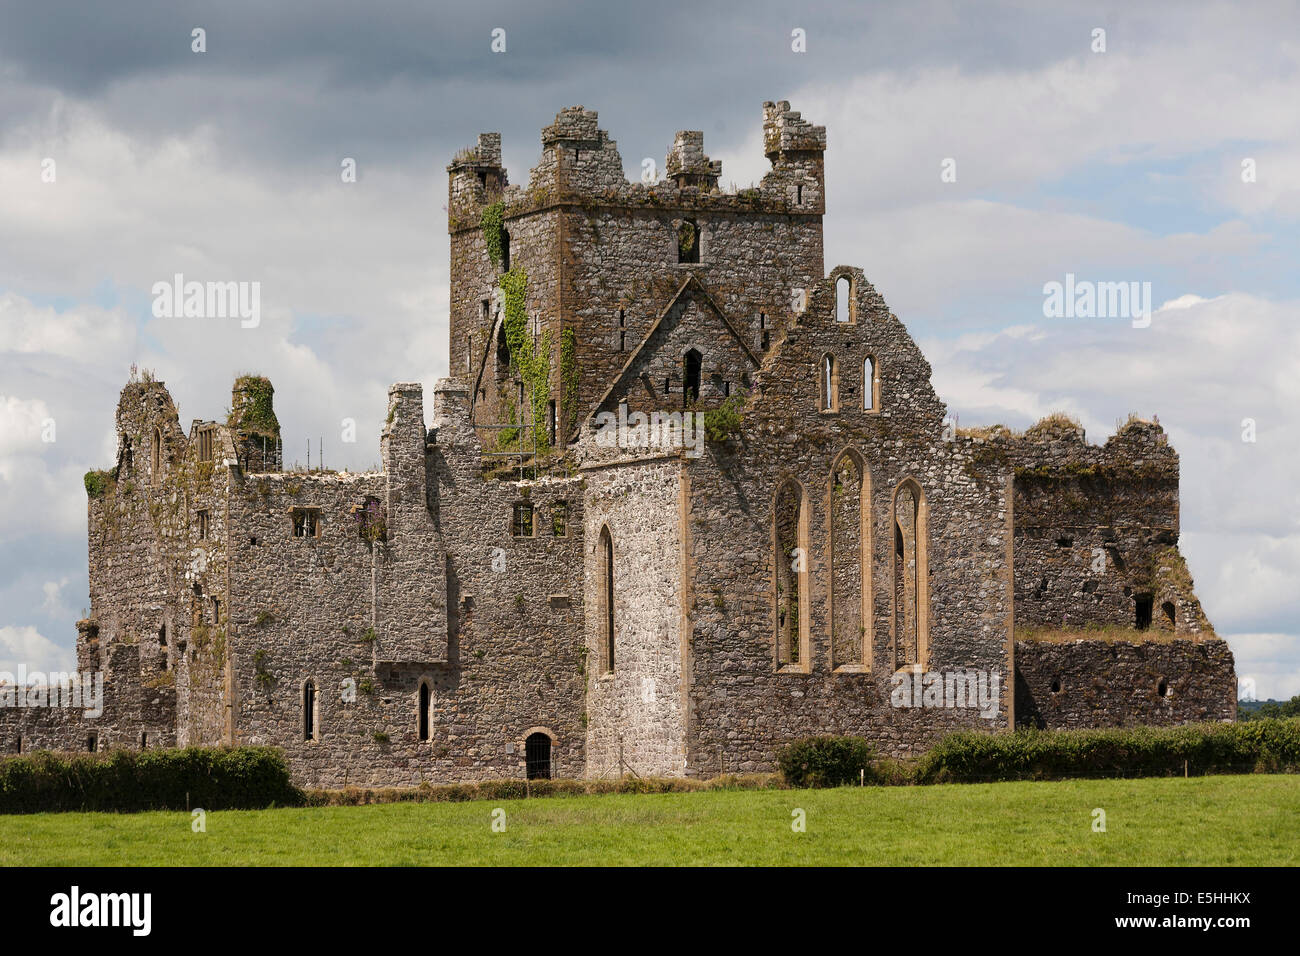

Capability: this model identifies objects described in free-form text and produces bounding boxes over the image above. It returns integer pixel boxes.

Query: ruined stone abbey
[5,102,1236,787]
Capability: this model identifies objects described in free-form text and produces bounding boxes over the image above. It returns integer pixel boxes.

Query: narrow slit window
[599,526,614,672]
[836,275,852,323]
[303,680,318,741]
[863,356,876,411]
[820,354,839,412]
[683,349,702,407]
[418,682,431,741]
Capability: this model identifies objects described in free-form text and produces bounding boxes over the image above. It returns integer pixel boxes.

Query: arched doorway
[525,732,552,780]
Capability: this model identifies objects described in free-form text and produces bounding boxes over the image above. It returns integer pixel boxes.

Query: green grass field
[1,774,1295,866]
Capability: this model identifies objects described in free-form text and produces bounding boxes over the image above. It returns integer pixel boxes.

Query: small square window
[292,509,320,538]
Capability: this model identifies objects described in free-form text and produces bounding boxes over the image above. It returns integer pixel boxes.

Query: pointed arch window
[774,479,810,670]
[830,452,872,669]
[836,275,853,323]
[819,354,839,412]
[683,349,702,407]
[863,356,877,411]
[893,480,929,670]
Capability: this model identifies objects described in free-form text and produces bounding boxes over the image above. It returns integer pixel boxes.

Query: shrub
[702,395,744,442]
[777,736,876,788]
[0,747,301,814]
[83,469,113,499]
[916,718,1300,784]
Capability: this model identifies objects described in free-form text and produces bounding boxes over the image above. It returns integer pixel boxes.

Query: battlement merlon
[666,130,722,190]
[762,100,827,159]
[448,133,508,208]
[447,101,828,232]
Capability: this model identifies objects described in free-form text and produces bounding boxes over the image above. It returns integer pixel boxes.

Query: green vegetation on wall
[481,200,506,269]
[498,268,552,453]
[230,375,280,439]
[83,469,113,499]
[560,327,579,436]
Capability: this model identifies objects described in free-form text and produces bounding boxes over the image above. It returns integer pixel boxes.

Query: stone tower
[447,101,827,453]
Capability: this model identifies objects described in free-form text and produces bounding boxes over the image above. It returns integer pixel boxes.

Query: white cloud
[0,625,76,675]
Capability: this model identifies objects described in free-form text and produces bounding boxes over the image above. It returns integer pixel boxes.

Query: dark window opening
[525,732,552,780]
[599,526,614,672]
[683,349,702,407]
[158,622,167,647]
[677,219,699,264]
[418,683,431,741]
[500,228,510,271]
[548,400,557,445]
[1050,678,1062,694]
[86,735,97,753]
[796,183,804,204]
[196,509,210,540]
[303,680,317,741]
[466,335,473,372]
[481,299,490,322]
[619,331,626,351]
[140,732,148,749]
[1162,601,1176,626]
[496,326,510,370]
[1135,593,1154,630]
[1056,536,1073,548]
[512,502,534,537]
[1158,677,1170,697]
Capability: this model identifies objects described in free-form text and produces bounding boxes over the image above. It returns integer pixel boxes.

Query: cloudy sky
[1,0,1296,697]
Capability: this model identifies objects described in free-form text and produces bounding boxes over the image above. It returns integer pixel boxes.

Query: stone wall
[1015,639,1237,729]
[967,417,1212,636]
[675,269,1016,772]
[0,643,176,754]
[581,455,687,777]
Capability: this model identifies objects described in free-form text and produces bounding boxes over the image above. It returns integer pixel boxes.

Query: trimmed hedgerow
[915,718,1300,784]
[0,747,302,814]
[777,736,876,788]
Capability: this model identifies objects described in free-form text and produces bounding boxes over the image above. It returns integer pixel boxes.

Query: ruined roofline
[959,412,1178,480]
[447,101,827,231]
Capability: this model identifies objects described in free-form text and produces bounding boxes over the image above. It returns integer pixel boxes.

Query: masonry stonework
[3,102,1235,782]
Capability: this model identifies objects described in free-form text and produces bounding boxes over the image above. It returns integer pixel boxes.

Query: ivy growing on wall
[498,267,552,453]
[560,327,579,437]
[481,200,506,269]
[229,375,280,439]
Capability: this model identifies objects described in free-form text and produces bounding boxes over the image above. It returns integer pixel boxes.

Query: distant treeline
[1239,696,1300,720]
